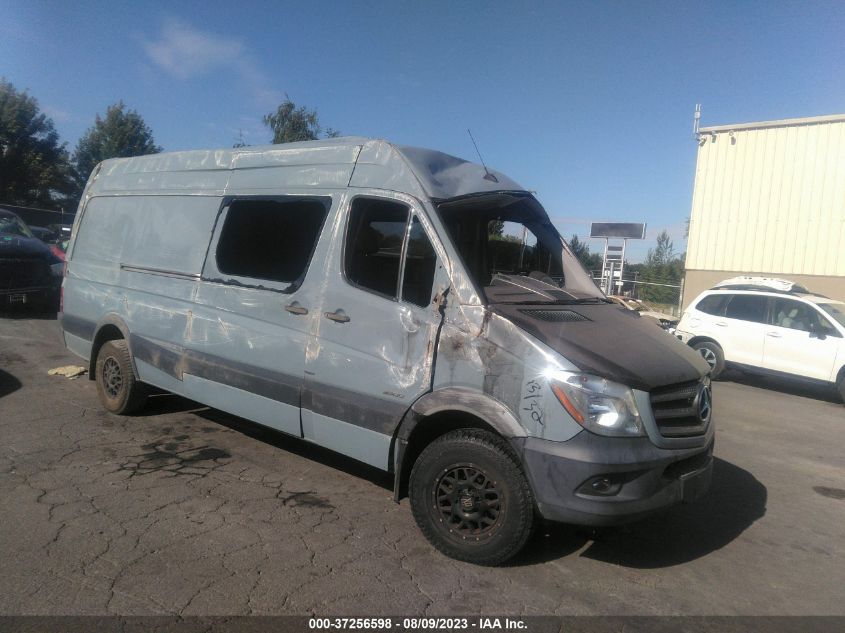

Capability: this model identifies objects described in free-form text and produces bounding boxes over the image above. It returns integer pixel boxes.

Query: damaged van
[61,138,714,565]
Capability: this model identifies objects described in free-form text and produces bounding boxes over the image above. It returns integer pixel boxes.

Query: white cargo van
[61,137,714,564]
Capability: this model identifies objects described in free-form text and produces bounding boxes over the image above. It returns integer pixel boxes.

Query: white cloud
[140,19,280,106]
[42,105,71,123]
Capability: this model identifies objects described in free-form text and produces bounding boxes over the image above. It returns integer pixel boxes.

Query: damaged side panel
[432,300,583,443]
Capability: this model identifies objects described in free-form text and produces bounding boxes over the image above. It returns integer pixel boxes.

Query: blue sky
[3,1,844,261]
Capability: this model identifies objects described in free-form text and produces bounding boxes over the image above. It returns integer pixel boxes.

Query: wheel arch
[688,335,722,350]
[89,315,135,380]
[391,388,526,502]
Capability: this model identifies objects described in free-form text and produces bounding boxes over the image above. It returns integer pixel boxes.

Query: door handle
[715,322,728,327]
[766,331,782,338]
[285,303,308,315]
[324,309,350,323]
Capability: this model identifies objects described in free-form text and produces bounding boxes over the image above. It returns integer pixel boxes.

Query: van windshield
[436,193,605,304]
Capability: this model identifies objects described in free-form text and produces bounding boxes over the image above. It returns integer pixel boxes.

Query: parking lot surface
[1,314,843,615]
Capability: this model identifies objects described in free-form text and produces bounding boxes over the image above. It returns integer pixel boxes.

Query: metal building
[684,113,845,307]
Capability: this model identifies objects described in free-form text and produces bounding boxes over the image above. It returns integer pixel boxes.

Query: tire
[693,340,725,379]
[95,339,148,415]
[409,429,535,566]
[837,374,845,405]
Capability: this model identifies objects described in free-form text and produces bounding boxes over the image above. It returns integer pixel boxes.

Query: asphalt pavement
[0,313,843,615]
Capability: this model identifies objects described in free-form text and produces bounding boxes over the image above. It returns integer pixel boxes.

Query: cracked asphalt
[1,313,844,616]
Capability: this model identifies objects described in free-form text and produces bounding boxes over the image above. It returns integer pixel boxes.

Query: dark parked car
[0,209,63,308]
[29,225,58,243]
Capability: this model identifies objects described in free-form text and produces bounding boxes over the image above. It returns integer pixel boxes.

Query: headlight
[550,372,644,437]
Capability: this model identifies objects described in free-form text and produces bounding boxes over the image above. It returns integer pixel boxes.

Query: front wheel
[837,374,845,405]
[409,429,535,565]
[693,340,725,379]
[95,339,149,415]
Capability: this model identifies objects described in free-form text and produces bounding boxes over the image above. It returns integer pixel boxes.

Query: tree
[638,229,684,304]
[0,79,73,207]
[72,102,162,195]
[568,234,602,272]
[263,96,339,144]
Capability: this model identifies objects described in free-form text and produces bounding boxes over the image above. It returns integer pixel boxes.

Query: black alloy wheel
[409,429,534,565]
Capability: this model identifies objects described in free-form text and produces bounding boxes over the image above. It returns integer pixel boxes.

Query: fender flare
[397,387,525,442]
[391,387,526,501]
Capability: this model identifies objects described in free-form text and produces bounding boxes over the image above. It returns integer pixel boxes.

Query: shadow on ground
[132,396,767,569]
[140,393,393,491]
[511,457,767,568]
[0,305,58,320]
[0,369,22,398]
[723,369,841,404]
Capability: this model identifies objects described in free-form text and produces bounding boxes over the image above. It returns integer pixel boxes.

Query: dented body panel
[62,136,714,528]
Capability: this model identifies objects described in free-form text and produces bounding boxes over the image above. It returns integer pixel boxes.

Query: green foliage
[568,234,602,272]
[0,78,73,208]
[638,229,685,304]
[72,101,162,195]
[264,96,339,144]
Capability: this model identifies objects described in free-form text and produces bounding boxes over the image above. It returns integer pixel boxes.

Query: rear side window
[695,293,729,316]
[724,294,768,323]
[216,198,327,285]
[345,198,409,299]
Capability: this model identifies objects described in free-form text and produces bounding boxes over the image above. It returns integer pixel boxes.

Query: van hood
[492,302,709,392]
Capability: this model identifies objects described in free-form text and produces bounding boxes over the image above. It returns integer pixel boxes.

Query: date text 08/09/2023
[308,618,528,630]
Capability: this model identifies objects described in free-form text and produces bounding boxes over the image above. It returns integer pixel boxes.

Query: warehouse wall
[683,269,845,309]
[685,118,845,281]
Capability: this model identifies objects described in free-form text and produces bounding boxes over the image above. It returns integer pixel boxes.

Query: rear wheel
[409,429,534,566]
[837,374,845,405]
[95,339,148,414]
[693,340,725,379]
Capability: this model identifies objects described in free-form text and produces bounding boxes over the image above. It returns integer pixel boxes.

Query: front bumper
[512,428,714,526]
[674,329,694,344]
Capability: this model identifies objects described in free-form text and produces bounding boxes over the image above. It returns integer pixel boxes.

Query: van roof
[88,136,525,202]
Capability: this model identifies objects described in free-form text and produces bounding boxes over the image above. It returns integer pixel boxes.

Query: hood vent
[518,309,589,323]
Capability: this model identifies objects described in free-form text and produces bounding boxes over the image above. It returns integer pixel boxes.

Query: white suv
[676,277,845,403]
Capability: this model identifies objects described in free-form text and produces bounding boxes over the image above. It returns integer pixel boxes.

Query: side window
[402,216,437,308]
[772,298,834,335]
[345,198,409,299]
[724,294,768,323]
[695,293,729,316]
[216,198,327,285]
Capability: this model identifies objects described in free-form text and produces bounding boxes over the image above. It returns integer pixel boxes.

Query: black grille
[0,257,52,291]
[650,379,709,438]
[519,309,589,323]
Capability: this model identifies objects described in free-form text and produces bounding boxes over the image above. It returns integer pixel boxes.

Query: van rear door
[302,193,449,469]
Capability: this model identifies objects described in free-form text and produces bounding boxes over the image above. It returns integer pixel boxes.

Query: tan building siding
[684,114,845,307]
[683,269,845,309]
